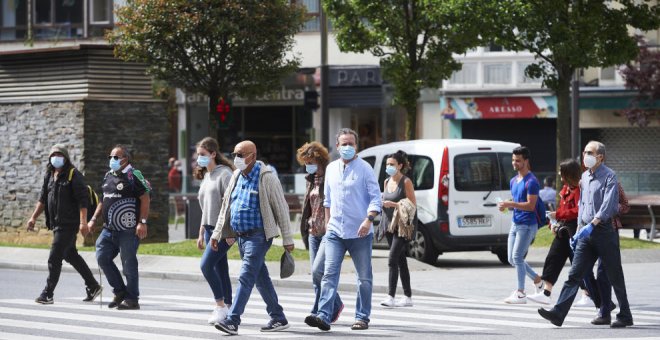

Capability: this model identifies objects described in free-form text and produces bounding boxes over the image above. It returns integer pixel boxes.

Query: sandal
[351,320,369,330]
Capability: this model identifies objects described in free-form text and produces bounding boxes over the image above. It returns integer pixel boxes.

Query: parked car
[358,139,519,264]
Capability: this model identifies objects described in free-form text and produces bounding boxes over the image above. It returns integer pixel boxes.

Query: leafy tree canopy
[620,36,660,127]
[109,0,306,133]
[324,0,483,139]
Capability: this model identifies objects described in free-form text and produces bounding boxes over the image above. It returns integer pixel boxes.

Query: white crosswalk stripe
[1,291,658,339]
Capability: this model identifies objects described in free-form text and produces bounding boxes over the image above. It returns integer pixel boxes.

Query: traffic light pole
[320,2,329,147]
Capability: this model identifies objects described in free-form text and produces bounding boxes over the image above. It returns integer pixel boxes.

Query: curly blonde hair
[296,142,330,171]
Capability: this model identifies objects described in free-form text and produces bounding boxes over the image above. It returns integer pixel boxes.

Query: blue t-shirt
[510,172,540,226]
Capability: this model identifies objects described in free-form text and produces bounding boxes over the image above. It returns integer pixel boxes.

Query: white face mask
[583,154,598,169]
[234,156,248,171]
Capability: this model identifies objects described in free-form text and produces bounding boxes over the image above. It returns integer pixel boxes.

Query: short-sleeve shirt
[101,165,149,231]
[510,172,540,226]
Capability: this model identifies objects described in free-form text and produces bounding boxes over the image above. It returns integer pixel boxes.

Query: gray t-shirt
[198,165,233,227]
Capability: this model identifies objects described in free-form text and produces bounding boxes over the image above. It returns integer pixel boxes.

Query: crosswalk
[1,291,659,339]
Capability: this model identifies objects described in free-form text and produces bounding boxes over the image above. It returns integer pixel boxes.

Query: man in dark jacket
[26,144,102,304]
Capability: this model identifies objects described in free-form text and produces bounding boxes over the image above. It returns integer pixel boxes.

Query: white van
[358,139,519,264]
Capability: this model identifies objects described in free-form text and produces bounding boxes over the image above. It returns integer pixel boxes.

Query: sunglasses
[107,155,124,160]
[230,152,252,159]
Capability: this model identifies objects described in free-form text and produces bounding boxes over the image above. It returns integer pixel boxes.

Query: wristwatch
[140,218,148,224]
[367,215,375,222]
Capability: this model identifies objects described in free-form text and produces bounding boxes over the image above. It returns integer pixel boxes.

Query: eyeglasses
[230,152,252,159]
[107,155,123,160]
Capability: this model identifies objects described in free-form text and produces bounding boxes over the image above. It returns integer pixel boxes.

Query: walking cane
[99,267,103,309]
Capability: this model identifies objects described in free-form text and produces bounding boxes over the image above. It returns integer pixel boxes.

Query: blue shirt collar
[241,162,261,180]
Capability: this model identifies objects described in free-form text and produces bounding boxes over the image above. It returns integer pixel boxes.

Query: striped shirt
[230,162,264,232]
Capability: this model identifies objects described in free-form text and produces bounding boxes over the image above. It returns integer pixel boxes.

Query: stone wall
[0,99,169,242]
[0,102,85,229]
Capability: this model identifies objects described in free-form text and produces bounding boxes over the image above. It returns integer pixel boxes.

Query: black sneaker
[117,299,140,310]
[83,285,103,302]
[35,293,53,305]
[108,292,126,309]
[260,319,290,332]
[215,319,239,335]
[312,316,330,331]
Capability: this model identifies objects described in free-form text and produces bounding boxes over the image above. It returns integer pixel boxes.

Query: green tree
[108,0,306,136]
[323,0,482,140]
[620,36,660,127]
[480,0,660,163]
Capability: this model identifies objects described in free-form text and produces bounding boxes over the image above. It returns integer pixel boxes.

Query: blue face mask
[385,165,397,176]
[305,164,318,174]
[50,156,64,169]
[197,155,210,168]
[109,158,122,172]
[339,145,356,160]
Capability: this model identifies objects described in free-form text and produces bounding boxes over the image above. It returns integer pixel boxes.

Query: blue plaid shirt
[230,162,264,232]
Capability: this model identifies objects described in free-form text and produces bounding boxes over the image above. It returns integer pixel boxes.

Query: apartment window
[484,63,512,85]
[484,43,506,52]
[90,0,111,23]
[517,62,541,84]
[1,0,28,41]
[34,0,84,39]
[600,66,616,81]
[450,63,478,84]
[295,0,320,32]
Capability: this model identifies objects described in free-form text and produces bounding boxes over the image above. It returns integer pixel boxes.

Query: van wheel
[407,226,438,264]
[494,248,509,265]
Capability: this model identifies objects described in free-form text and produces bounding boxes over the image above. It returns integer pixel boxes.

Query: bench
[619,195,660,240]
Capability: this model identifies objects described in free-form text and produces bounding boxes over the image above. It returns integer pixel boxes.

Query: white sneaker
[534,280,544,294]
[207,306,229,325]
[573,294,594,308]
[527,291,552,305]
[504,290,527,304]
[380,295,396,307]
[395,296,413,307]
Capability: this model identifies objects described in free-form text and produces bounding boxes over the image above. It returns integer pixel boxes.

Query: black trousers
[386,232,411,297]
[44,228,98,296]
[541,234,573,285]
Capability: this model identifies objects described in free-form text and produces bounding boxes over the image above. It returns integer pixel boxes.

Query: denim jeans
[507,222,538,291]
[552,225,632,323]
[317,231,373,324]
[44,227,98,296]
[95,228,140,300]
[309,234,343,315]
[200,225,232,305]
[226,231,286,324]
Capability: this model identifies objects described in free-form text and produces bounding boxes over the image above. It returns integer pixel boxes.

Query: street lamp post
[320,1,329,147]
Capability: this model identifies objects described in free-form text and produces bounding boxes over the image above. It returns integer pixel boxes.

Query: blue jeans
[552,225,631,323]
[309,234,343,315]
[317,231,373,324]
[95,228,140,300]
[226,231,286,324]
[507,222,538,291]
[200,225,232,305]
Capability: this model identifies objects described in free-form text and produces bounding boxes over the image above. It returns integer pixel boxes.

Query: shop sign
[330,67,382,87]
[184,86,304,104]
[440,96,557,119]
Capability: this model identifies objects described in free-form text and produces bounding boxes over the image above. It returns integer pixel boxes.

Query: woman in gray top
[195,137,235,325]
[379,150,416,308]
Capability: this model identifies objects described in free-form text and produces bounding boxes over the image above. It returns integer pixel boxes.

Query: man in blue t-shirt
[498,146,544,304]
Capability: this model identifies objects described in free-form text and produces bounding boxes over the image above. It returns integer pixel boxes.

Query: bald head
[236,140,256,155]
[233,140,257,173]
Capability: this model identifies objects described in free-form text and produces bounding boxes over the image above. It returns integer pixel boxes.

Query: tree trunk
[404,97,417,140]
[555,67,573,169]
[207,89,219,139]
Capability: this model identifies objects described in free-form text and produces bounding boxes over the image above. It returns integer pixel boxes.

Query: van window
[378,155,434,191]
[498,152,517,190]
[362,156,376,168]
[454,153,499,191]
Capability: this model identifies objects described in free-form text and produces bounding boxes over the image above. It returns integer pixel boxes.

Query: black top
[40,166,89,231]
[101,168,148,231]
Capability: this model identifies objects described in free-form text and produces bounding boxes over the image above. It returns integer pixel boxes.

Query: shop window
[1,0,27,41]
[484,63,512,85]
[450,63,477,84]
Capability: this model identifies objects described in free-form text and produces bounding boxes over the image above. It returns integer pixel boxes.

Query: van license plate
[458,216,492,227]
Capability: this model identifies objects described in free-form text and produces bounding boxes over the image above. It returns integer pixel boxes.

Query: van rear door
[448,148,504,236]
